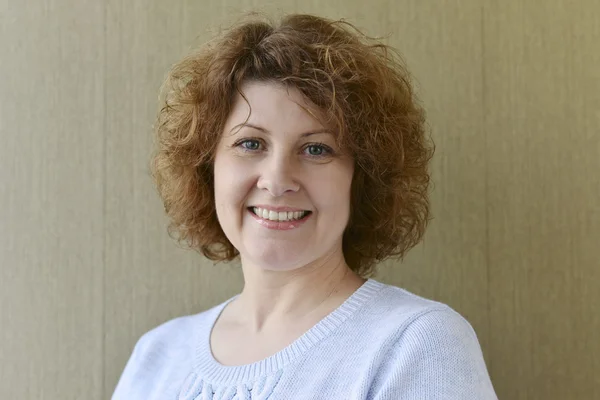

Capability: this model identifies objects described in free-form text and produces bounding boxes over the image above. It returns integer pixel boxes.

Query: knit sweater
[112,279,498,399]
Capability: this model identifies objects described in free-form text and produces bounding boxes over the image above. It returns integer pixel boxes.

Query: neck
[235,249,365,333]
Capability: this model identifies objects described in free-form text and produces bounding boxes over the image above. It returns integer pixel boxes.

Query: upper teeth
[252,207,308,221]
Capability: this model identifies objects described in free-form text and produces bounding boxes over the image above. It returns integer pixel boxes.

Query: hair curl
[151,13,434,277]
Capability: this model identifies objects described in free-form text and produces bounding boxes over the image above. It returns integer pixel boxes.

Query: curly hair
[151,13,434,277]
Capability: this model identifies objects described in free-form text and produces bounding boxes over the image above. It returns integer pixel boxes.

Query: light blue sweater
[113,279,498,399]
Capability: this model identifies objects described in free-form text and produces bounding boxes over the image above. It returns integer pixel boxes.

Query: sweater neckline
[194,278,384,385]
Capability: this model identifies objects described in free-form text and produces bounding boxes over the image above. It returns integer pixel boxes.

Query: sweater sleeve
[111,335,145,400]
[369,308,498,400]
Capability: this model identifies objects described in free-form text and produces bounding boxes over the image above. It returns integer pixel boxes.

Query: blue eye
[304,143,332,157]
[307,145,323,156]
[240,139,260,150]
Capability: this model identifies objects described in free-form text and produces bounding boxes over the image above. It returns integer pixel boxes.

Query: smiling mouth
[248,207,312,222]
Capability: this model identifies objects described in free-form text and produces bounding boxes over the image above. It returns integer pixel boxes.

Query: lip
[248,208,312,230]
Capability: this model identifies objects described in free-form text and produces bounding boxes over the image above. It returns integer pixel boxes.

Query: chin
[244,245,310,272]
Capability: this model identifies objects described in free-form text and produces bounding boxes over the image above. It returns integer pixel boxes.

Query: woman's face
[213,81,354,272]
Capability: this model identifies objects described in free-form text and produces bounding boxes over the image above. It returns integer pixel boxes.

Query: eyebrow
[229,123,333,137]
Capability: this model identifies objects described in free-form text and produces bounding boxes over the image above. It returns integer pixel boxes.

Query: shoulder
[363,280,468,336]
[124,299,230,377]
[112,300,230,399]
[368,281,449,313]
[134,300,226,358]
[366,281,482,362]
[361,281,497,399]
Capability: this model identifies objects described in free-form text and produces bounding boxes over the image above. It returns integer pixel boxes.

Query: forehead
[225,81,330,133]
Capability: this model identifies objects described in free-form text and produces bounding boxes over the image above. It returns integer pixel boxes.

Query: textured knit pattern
[112,279,498,399]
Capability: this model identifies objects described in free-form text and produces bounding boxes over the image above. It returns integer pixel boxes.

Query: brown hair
[151,13,434,277]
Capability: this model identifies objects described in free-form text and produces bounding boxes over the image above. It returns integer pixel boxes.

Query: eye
[237,139,261,151]
[307,145,323,156]
[304,143,332,157]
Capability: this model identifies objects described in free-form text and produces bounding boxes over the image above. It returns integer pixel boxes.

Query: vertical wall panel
[0,1,104,399]
[102,1,248,395]
[485,1,600,399]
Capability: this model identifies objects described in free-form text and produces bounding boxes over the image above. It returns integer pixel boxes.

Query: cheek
[213,155,256,210]
[311,163,354,210]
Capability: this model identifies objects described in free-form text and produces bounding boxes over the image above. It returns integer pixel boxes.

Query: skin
[211,81,366,366]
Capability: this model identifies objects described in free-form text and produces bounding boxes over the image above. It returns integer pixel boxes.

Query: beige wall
[1,1,598,399]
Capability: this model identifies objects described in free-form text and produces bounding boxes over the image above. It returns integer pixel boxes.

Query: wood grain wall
[1,1,598,399]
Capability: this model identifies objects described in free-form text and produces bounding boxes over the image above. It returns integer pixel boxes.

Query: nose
[256,154,300,197]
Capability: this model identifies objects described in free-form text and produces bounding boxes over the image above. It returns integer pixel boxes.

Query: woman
[113,13,498,400]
